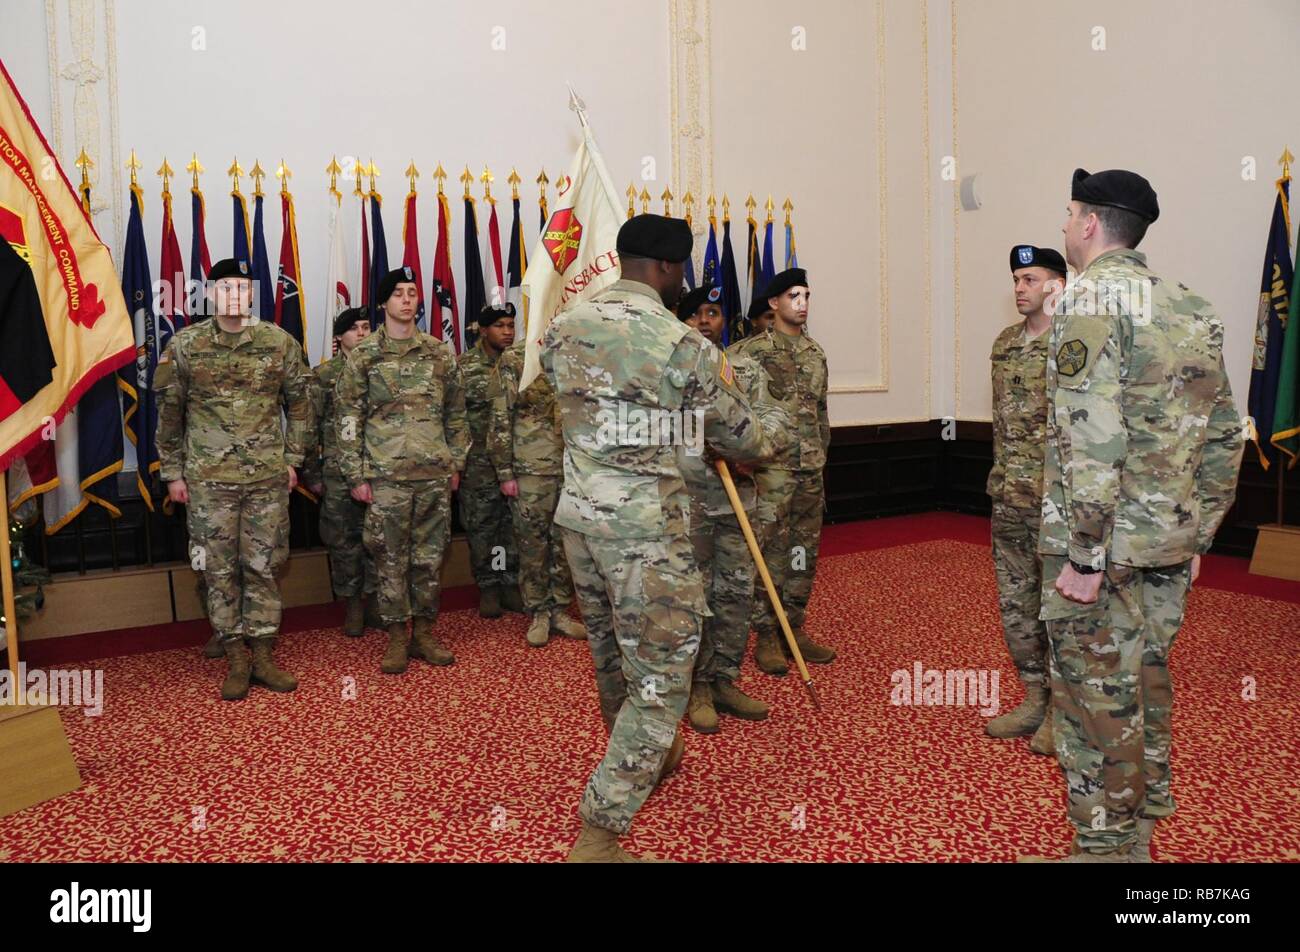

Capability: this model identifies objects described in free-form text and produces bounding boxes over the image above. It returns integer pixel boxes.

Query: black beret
[616,214,692,263]
[476,302,517,327]
[676,285,723,320]
[333,307,366,338]
[1071,168,1159,223]
[377,265,418,305]
[1009,245,1067,276]
[208,258,252,282]
[747,294,775,322]
[764,268,808,300]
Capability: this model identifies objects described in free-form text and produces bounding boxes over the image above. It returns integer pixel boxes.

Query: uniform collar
[1082,247,1147,275]
[608,278,667,306]
[209,315,253,349]
[376,323,422,353]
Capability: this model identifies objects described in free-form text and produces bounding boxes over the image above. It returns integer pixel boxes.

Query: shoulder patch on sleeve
[1056,339,1088,377]
[718,350,735,386]
[1053,315,1112,386]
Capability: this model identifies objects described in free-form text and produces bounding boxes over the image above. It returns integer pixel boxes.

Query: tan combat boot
[712,678,770,720]
[501,586,525,614]
[203,629,224,659]
[220,640,251,701]
[1028,709,1055,755]
[250,640,298,693]
[789,628,836,664]
[687,680,719,734]
[550,609,587,640]
[478,586,502,619]
[1132,818,1157,863]
[382,622,411,674]
[658,731,685,780]
[565,822,648,863]
[410,617,455,666]
[525,612,551,647]
[343,596,365,638]
[986,680,1048,738]
[363,596,382,630]
[753,631,789,676]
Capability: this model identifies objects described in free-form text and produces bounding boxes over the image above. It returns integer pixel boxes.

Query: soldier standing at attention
[1024,169,1242,863]
[487,332,587,647]
[729,268,836,674]
[304,307,374,638]
[543,215,786,862]
[458,304,523,618]
[985,245,1066,756]
[155,257,313,701]
[676,285,789,733]
[334,266,470,675]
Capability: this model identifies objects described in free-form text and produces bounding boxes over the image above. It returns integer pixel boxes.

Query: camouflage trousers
[510,474,572,614]
[561,527,706,835]
[458,456,518,591]
[688,508,754,684]
[1042,557,1191,853]
[320,473,374,599]
[364,478,452,626]
[750,468,823,635]
[186,477,289,643]
[990,502,1048,685]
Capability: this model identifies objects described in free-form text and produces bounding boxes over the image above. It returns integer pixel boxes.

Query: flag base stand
[1248,524,1300,581]
[0,697,82,819]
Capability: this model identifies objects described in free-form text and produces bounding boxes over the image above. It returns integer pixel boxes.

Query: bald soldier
[1022,169,1242,863]
[334,266,470,674]
[543,215,787,862]
[676,284,790,732]
[156,257,313,700]
[985,245,1067,756]
[729,268,836,673]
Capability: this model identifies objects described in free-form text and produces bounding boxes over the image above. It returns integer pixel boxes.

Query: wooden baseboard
[1249,524,1300,581]
[0,704,82,818]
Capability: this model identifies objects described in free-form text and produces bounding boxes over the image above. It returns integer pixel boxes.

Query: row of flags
[1249,158,1300,471]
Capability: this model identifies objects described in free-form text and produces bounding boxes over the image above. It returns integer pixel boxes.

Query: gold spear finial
[745,194,757,221]
[626,183,636,219]
[75,148,93,188]
[508,168,521,201]
[765,195,774,223]
[536,168,549,188]
[249,160,266,197]
[783,197,793,227]
[157,157,175,197]
[227,157,245,193]
[366,159,379,194]
[275,159,292,194]
[186,152,204,190]
[126,149,141,187]
[460,165,474,199]
[405,161,419,195]
[722,194,731,222]
[682,190,695,227]
[661,186,674,215]
[433,163,448,195]
[326,156,343,201]
[639,187,651,214]
[353,157,365,197]
[1282,148,1295,179]
[481,165,495,204]
[707,192,716,220]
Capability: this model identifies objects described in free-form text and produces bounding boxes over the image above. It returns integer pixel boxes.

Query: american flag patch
[718,352,735,386]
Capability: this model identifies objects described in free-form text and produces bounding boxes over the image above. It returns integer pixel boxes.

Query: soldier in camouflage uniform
[729,268,836,674]
[457,305,522,618]
[677,285,790,733]
[334,266,470,675]
[543,215,786,862]
[985,245,1067,756]
[156,257,313,701]
[304,307,375,637]
[487,336,586,647]
[1023,169,1243,863]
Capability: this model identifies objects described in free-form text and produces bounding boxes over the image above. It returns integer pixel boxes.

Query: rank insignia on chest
[1056,339,1088,377]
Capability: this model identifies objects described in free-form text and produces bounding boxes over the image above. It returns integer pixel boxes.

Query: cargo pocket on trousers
[639,564,708,663]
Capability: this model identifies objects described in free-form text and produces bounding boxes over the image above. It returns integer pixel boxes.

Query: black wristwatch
[1069,560,1101,575]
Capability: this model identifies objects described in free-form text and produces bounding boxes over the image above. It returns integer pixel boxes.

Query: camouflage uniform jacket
[458,336,504,468]
[1039,247,1243,569]
[333,324,470,486]
[541,279,789,540]
[155,317,312,484]
[728,327,830,472]
[304,353,346,484]
[988,321,1049,509]
[487,340,563,480]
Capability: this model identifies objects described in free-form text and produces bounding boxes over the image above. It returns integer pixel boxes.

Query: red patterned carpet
[2,514,1298,862]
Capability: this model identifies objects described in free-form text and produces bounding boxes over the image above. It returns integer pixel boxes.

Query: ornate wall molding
[45,0,123,247]
[669,0,712,252]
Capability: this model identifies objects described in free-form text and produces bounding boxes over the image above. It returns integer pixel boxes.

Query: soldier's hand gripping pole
[714,459,820,710]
